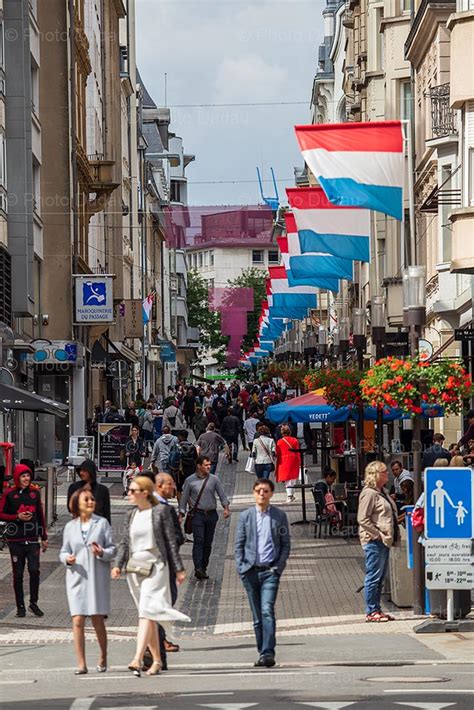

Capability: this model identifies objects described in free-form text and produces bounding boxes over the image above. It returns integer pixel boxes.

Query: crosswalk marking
[70,700,95,710]
[198,705,259,710]
[394,703,457,709]
[297,703,356,709]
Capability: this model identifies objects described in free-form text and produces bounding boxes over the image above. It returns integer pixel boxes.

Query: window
[440,165,452,262]
[375,8,384,71]
[0,132,6,190]
[210,250,214,266]
[268,249,279,264]
[193,253,197,268]
[400,80,413,123]
[199,252,203,268]
[170,180,181,203]
[252,249,264,264]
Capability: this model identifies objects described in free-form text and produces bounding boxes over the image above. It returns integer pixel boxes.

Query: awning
[0,383,69,418]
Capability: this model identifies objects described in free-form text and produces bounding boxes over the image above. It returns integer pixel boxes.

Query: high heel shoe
[145,660,162,676]
[128,660,141,677]
[74,668,88,675]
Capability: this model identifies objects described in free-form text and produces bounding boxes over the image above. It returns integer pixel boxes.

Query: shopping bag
[245,456,256,474]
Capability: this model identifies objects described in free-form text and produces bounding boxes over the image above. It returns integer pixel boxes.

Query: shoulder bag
[184,476,209,535]
[125,510,155,577]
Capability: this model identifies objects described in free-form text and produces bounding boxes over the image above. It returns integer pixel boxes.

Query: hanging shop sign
[28,340,85,366]
[123,299,144,338]
[74,275,114,324]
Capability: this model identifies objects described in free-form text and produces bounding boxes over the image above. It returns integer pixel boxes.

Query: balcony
[429,84,457,138]
[449,207,474,273]
[343,2,354,28]
[87,155,120,215]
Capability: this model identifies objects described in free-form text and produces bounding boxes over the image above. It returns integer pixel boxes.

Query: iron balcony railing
[429,83,457,138]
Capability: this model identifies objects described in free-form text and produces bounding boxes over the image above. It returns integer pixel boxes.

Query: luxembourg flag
[277,234,340,292]
[286,187,370,262]
[267,267,318,311]
[294,121,404,220]
[142,292,155,325]
[284,213,353,282]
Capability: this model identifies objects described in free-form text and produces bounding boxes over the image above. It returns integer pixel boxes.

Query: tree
[227,267,268,351]
[186,269,227,354]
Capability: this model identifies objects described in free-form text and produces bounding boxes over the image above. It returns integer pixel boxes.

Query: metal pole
[410,321,425,615]
[403,119,417,266]
[446,589,454,622]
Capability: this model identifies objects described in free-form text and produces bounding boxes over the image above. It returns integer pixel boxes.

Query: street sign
[425,539,473,565]
[426,564,473,589]
[74,275,114,323]
[454,327,474,341]
[425,467,474,539]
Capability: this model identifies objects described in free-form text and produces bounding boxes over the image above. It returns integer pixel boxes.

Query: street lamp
[318,325,328,358]
[403,265,427,616]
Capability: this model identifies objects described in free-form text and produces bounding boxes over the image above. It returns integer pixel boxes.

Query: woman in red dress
[275,425,300,503]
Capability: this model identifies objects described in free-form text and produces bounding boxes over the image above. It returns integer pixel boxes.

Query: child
[122,459,139,497]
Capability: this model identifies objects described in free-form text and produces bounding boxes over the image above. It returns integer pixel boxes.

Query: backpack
[168,443,182,472]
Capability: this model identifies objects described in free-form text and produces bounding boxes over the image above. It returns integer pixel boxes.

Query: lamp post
[353,307,367,480]
[403,265,427,616]
[339,316,350,365]
[372,295,386,455]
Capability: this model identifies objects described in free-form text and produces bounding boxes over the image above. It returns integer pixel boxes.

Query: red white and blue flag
[142,292,155,325]
[294,121,404,220]
[286,187,371,262]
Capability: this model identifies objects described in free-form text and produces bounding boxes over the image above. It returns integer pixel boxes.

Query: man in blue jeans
[235,479,290,667]
[179,456,230,580]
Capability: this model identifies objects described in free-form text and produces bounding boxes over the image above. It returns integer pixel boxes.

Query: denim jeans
[255,463,273,479]
[241,567,280,657]
[363,539,390,614]
[191,510,218,571]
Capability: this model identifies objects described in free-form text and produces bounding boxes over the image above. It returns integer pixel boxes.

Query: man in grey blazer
[235,478,290,668]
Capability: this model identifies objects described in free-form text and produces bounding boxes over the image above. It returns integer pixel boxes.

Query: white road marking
[386,690,474,694]
[70,700,95,710]
[394,704,457,709]
[198,705,258,710]
[297,704,355,709]
[0,679,36,685]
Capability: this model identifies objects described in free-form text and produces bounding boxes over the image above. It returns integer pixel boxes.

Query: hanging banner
[98,423,131,472]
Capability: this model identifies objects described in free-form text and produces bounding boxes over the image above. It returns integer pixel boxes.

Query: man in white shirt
[243,414,260,451]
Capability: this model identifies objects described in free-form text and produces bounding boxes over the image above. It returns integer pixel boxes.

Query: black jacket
[0,484,48,542]
[220,414,241,439]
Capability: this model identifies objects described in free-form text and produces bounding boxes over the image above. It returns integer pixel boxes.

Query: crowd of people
[2,378,473,672]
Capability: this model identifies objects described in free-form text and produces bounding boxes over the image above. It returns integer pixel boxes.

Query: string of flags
[242,120,405,364]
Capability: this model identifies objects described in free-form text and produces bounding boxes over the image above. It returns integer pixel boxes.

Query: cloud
[136,0,325,204]
[214,54,288,104]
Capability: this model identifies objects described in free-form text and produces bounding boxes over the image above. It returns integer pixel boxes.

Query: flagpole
[402,119,416,266]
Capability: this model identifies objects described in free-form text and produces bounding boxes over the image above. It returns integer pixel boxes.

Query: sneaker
[16,606,26,618]
[29,603,44,617]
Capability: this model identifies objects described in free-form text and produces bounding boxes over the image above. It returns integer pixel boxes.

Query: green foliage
[186,270,227,352]
[227,267,268,350]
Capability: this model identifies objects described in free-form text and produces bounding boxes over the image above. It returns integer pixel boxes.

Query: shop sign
[74,276,114,323]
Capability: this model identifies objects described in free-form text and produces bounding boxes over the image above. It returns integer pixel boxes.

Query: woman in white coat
[60,486,116,674]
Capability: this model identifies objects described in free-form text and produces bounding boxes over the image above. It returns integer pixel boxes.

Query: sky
[135,0,325,206]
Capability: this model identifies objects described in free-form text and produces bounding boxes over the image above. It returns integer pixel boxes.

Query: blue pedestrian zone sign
[425,467,474,539]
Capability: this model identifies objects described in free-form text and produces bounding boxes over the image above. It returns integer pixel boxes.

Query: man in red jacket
[0,464,48,617]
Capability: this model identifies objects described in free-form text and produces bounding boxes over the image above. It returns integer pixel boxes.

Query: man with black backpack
[150,426,179,474]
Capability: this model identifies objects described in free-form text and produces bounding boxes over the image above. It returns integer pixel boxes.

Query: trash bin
[389,526,414,607]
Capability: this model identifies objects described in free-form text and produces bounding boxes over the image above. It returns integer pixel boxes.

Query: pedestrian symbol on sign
[83,281,106,305]
[425,467,474,539]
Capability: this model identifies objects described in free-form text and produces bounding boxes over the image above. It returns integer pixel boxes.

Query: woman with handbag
[252,426,276,480]
[60,486,116,675]
[275,425,300,502]
[111,476,190,677]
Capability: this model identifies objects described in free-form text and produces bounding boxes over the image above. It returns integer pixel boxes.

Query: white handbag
[245,456,256,474]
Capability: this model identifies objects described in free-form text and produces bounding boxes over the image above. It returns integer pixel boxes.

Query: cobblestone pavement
[0,455,411,646]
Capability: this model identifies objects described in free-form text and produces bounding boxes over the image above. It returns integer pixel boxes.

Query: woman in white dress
[59,486,116,674]
[112,476,190,677]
